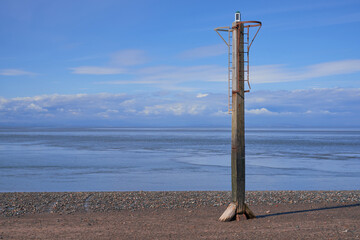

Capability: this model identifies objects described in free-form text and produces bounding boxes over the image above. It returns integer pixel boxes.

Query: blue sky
[1,0,360,127]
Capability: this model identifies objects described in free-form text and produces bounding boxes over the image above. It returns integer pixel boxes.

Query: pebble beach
[1,190,359,217]
[1,191,360,239]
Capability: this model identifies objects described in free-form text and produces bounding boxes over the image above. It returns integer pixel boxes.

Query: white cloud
[97,109,119,118]
[252,59,360,84]
[212,110,229,116]
[0,69,36,76]
[246,97,266,104]
[141,103,206,116]
[110,49,148,66]
[70,49,147,75]
[70,66,125,75]
[0,97,8,109]
[188,104,206,115]
[168,104,186,116]
[246,88,360,116]
[0,88,359,127]
[305,110,335,115]
[119,99,136,106]
[97,80,162,85]
[251,64,291,83]
[196,93,208,98]
[246,108,275,115]
[179,44,227,59]
[27,103,47,112]
[95,65,226,91]
[304,60,360,78]
[141,105,163,115]
[69,109,81,116]
[138,65,226,83]
[92,58,360,91]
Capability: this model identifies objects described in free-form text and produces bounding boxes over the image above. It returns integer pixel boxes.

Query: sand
[1,191,359,239]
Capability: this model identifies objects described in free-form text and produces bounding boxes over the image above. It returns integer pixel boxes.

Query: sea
[0,128,359,192]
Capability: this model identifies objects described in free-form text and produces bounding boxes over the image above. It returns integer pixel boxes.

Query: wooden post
[219,21,256,222]
[232,21,246,219]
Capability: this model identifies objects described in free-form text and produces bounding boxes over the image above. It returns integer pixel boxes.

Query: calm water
[0,128,359,192]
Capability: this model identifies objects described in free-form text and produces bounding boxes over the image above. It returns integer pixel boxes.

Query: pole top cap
[235,11,241,22]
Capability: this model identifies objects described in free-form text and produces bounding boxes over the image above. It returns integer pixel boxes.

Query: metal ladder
[243,26,251,92]
[228,30,233,113]
[228,26,251,113]
[215,22,262,114]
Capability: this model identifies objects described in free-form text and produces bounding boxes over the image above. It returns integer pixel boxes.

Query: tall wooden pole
[231,21,246,217]
[219,19,256,222]
[232,21,256,221]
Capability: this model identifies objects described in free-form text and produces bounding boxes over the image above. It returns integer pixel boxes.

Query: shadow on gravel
[256,203,360,218]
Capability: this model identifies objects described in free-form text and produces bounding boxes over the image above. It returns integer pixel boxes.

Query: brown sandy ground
[0,191,359,239]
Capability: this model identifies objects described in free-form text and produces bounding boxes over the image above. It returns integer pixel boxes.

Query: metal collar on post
[232,21,262,51]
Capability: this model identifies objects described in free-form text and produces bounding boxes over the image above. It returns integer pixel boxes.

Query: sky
[1,0,360,128]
